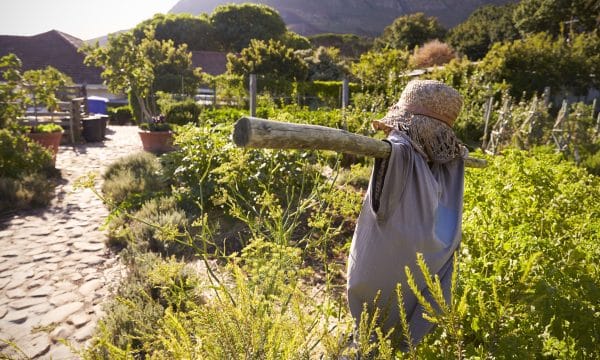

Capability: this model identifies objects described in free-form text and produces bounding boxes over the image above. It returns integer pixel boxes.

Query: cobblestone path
[0,126,143,359]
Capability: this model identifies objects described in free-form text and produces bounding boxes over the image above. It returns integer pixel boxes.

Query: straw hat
[373,80,465,163]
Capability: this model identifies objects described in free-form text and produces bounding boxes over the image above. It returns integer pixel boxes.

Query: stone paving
[0,126,144,359]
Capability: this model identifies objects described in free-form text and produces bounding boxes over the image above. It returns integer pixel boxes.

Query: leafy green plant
[0,129,53,178]
[101,152,167,209]
[129,196,191,256]
[107,106,133,125]
[30,123,63,133]
[163,98,201,125]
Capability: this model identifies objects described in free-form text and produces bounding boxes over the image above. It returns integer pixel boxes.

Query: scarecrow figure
[347,80,465,347]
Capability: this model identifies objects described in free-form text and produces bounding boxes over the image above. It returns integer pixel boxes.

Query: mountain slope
[169,0,516,36]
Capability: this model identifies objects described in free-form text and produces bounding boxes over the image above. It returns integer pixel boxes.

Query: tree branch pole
[233,117,488,168]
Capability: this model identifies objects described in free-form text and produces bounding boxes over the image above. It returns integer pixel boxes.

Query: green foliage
[0,129,53,178]
[298,80,360,109]
[107,106,133,125]
[480,31,598,99]
[23,66,73,112]
[129,196,190,256]
[227,39,308,96]
[0,129,56,213]
[0,173,55,214]
[453,148,600,358]
[84,30,201,122]
[133,13,218,51]
[0,54,25,129]
[162,98,201,125]
[448,3,519,60]
[210,3,287,52]
[298,46,348,81]
[280,31,311,50]
[101,152,167,210]
[513,0,600,36]
[31,123,63,133]
[309,33,373,59]
[375,12,446,51]
[84,253,204,358]
[351,48,410,111]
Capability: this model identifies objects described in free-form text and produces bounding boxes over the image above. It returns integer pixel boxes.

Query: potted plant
[26,123,64,164]
[138,115,174,154]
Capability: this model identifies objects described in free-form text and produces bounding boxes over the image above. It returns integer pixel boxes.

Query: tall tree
[513,0,600,36]
[227,39,307,95]
[448,4,519,60]
[211,4,287,52]
[23,67,73,112]
[134,14,218,51]
[375,13,446,51]
[480,31,598,98]
[84,30,201,122]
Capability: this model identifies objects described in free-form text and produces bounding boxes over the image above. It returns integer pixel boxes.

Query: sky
[0,0,180,40]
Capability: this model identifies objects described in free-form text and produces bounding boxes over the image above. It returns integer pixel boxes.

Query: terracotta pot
[27,132,63,165]
[138,130,174,154]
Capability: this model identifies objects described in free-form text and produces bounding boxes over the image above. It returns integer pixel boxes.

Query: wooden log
[233,117,487,168]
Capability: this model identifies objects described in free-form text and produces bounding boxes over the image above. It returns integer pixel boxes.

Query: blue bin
[87,96,108,115]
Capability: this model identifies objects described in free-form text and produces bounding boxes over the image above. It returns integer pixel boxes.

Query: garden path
[0,126,142,359]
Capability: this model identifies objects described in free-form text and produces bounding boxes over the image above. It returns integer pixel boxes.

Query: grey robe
[347,130,464,345]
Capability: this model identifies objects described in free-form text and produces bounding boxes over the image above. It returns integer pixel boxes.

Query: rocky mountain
[169,0,515,36]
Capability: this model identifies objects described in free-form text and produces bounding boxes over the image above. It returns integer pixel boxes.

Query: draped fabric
[347,130,465,346]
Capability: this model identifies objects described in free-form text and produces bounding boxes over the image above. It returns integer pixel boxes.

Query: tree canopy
[513,0,600,36]
[375,13,446,51]
[448,4,520,60]
[133,14,218,51]
[480,31,599,99]
[84,31,201,122]
[211,4,287,52]
[227,39,307,94]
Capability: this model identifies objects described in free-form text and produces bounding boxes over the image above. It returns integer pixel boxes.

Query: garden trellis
[233,117,488,168]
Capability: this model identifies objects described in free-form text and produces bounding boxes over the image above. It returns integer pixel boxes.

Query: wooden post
[249,74,257,117]
[213,81,217,108]
[342,77,349,109]
[481,96,493,150]
[233,117,487,168]
[70,98,83,144]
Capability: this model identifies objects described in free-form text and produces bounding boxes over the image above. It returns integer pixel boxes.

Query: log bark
[233,117,487,168]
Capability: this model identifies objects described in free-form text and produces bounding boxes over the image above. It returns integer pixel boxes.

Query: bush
[0,174,55,213]
[0,129,53,178]
[0,130,57,213]
[101,152,167,209]
[163,99,201,125]
[84,253,204,358]
[410,40,457,68]
[107,106,133,125]
[31,123,63,133]
[129,196,190,256]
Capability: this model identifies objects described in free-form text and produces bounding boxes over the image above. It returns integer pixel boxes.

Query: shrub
[101,152,167,209]
[164,99,201,125]
[107,106,133,125]
[129,196,190,256]
[410,40,457,68]
[31,123,63,133]
[0,174,55,213]
[0,129,53,178]
[84,253,204,358]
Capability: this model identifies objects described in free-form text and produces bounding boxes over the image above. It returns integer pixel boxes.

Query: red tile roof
[0,30,103,84]
[191,51,229,76]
